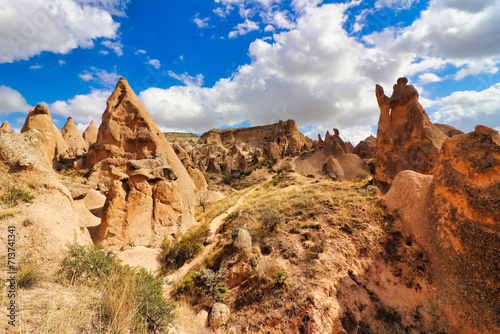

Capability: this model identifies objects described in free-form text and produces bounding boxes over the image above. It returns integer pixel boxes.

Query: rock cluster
[374,77,448,192]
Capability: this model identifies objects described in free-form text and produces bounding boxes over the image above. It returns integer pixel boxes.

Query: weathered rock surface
[0,130,92,269]
[374,78,448,192]
[353,135,376,159]
[61,117,87,157]
[21,104,70,160]
[434,123,464,137]
[424,125,500,331]
[232,228,252,257]
[83,120,98,147]
[0,121,14,134]
[87,78,197,248]
[209,303,230,327]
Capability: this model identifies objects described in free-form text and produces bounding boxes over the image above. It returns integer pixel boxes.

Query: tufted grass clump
[0,187,35,207]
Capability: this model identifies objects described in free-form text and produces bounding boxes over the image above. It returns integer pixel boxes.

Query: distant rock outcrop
[21,104,70,161]
[0,121,14,134]
[83,120,98,147]
[86,78,197,247]
[353,135,376,159]
[61,117,87,157]
[434,123,464,137]
[374,77,448,192]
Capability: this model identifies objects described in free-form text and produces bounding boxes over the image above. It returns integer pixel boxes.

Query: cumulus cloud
[0,0,122,63]
[418,72,442,84]
[430,83,500,132]
[48,89,111,124]
[0,86,32,114]
[79,67,120,86]
[101,39,123,56]
[148,59,161,69]
[375,0,418,9]
[229,19,259,38]
[167,71,204,87]
[193,13,211,28]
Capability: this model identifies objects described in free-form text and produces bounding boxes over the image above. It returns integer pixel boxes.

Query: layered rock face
[86,78,197,248]
[385,126,500,332]
[61,117,87,157]
[21,104,70,160]
[374,78,448,192]
[94,155,184,249]
[425,125,500,331]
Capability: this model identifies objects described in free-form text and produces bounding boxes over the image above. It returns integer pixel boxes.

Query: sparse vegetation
[0,187,35,207]
[62,243,176,333]
[17,258,42,288]
[23,218,34,226]
[271,270,289,287]
[161,231,205,272]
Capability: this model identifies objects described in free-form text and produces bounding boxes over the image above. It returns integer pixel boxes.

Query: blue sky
[1,0,499,143]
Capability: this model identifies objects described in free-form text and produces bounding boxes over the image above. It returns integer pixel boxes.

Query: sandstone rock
[94,155,185,249]
[0,121,14,134]
[172,141,192,169]
[384,170,433,242]
[86,78,197,237]
[232,228,252,257]
[423,125,500,331]
[353,135,376,159]
[209,303,230,327]
[374,78,448,192]
[21,104,70,160]
[187,165,208,192]
[263,142,281,164]
[61,117,87,157]
[83,120,98,147]
[236,153,247,172]
[324,156,345,181]
[0,130,92,269]
[434,123,464,137]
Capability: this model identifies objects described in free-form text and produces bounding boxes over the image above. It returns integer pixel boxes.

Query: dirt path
[164,188,256,295]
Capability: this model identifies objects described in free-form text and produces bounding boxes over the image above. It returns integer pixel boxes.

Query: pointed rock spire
[61,117,87,156]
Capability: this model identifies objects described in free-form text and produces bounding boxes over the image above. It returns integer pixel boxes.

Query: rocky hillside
[0,77,498,334]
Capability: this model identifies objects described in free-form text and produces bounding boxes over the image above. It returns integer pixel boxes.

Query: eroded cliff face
[384,125,500,332]
[424,125,500,331]
[374,77,448,192]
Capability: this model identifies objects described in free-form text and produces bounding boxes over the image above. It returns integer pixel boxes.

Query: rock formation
[434,123,464,137]
[0,121,14,134]
[385,126,500,332]
[20,104,70,160]
[86,78,197,247]
[61,117,87,157]
[353,135,376,159]
[425,125,500,331]
[374,77,448,192]
[0,130,92,266]
[83,120,98,147]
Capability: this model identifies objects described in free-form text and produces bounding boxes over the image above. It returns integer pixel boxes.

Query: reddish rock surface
[353,135,376,159]
[374,77,448,192]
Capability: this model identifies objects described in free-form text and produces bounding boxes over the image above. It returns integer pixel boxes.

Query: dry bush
[17,258,42,289]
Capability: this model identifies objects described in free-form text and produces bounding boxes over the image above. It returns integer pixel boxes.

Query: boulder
[374,77,448,192]
[61,117,87,157]
[324,156,344,181]
[86,78,197,235]
[83,120,98,147]
[21,104,70,160]
[232,228,252,257]
[209,303,230,327]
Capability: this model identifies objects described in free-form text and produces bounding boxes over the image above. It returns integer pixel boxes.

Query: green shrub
[259,207,285,232]
[197,268,228,302]
[62,243,176,333]
[276,163,293,174]
[0,187,35,207]
[161,236,204,271]
[271,270,289,286]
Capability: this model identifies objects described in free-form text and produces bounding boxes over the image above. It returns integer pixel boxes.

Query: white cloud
[79,67,120,86]
[375,0,418,9]
[0,86,31,114]
[59,59,66,66]
[430,83,500,131]
[229,19,259,38]
[48,89,111,124]
[136,49,147,54]
[148,59,161,69]
[0,0,121,63]
[193,13,211,28]
[101,39,123,56]
[418,72,442,84]
[30,64,42,70]
[76,0,129,17]
[167,71,204,87]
